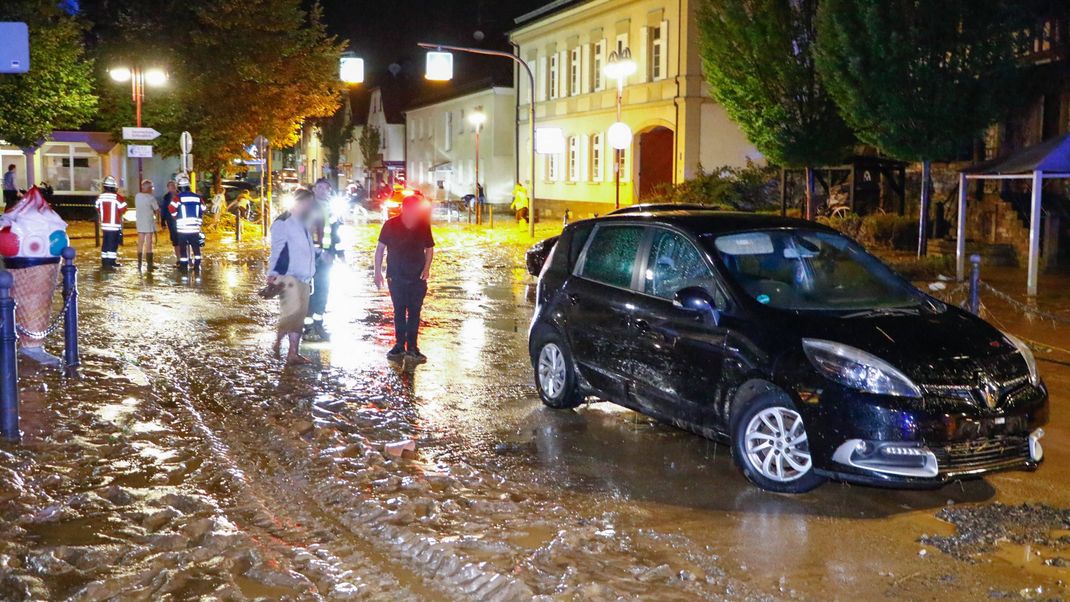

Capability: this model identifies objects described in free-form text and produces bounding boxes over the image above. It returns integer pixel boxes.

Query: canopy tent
[957,133,1070,296]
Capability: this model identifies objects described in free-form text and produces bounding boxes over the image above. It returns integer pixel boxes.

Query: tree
[312,99,357,179]
[86,0,344,190]
[815,0,1027,255]
[697,0,854,220]
[357,125,382,184]
[0,0,97,147]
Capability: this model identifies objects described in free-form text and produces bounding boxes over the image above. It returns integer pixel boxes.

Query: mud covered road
[0,223,1068,600]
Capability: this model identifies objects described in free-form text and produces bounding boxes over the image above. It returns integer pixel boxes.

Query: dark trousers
[176,233,201,268]
[2,190,16,208]
[388,278,427,351]
[308,255,331,320]
[101,229,121,264]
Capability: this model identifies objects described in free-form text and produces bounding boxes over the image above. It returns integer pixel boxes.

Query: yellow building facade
[511,0,762,216]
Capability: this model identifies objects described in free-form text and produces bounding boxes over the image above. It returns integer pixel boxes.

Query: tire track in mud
[145,333,537,600]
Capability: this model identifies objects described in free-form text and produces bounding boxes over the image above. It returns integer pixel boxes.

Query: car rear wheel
[534,334,583,409]
[731,394,825,493]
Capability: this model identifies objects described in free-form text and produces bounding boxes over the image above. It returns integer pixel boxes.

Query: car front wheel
[731,394,825,493]
[534,334,583,409]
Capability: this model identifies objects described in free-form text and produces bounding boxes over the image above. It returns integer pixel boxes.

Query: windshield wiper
[840,306,922,319]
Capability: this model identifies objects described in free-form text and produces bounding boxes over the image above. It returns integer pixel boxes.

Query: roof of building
[514,0,587,26]
[405,77,514,112]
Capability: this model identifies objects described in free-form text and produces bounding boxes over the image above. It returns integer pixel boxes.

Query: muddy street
[0,224,1068,601]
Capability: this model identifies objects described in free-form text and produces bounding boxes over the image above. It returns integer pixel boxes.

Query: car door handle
[633,318,650,331]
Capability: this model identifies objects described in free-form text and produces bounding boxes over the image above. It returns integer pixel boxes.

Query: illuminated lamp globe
[109,67,132,83]
[607,122,633,151]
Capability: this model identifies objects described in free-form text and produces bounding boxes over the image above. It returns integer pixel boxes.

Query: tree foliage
[358,125,382,170]
[87,0,344,176]
[696,0,853,168]
[312,98,356,172]
[0,0,98,147]
[814,0,1027,162]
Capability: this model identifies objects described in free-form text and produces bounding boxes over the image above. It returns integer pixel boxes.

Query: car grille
[932,436,1031,476]
[917,352,1031,410]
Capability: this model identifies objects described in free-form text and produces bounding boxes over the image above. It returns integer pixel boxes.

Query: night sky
[318,0,548,111]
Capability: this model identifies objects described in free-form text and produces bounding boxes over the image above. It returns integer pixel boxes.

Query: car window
[643,229,721,302]
[580,225,644,289]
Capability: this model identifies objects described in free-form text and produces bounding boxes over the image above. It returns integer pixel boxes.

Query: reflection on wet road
[0,224,1067,600]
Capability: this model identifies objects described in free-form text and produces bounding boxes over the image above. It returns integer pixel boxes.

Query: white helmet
[175,173,191,188]
[102,176,117,189]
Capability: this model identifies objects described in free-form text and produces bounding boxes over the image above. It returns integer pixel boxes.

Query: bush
[647,160,780,211]
[817,214,863,240]
[858,214,918,250]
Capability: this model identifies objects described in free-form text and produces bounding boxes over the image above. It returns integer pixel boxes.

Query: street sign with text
[122,127,161,141]
[127,145,153,158]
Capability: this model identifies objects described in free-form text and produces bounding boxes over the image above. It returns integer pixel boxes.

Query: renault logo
[977,373,1001,410]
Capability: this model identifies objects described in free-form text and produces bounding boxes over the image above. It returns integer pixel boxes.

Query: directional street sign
[127,145,153,158]
[122,127,161,141]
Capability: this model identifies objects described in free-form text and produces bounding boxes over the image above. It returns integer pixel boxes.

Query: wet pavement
[0,222,1069,600]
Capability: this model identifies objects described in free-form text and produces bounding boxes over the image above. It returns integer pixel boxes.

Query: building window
[570,47,581,96]
[592,40,605,91]
[568,136,579,181]
[616,33,628,57]
[459,109,466,135]
[618,147,628,182]
[445,112,453,151]
[547,153,561,182]
[591,133,603,182]
[549,54,559,99]
[41,143,101,193]
[650,24,667,80]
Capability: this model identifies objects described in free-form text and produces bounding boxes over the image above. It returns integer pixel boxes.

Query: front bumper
[802,382,1049,488]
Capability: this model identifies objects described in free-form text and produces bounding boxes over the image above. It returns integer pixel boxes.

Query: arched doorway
[637,127,674,200]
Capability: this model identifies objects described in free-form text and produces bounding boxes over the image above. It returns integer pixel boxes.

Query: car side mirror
[673,286,721,326]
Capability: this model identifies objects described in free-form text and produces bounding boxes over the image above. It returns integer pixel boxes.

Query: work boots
[137,253,143,271]
[146,253,154,271]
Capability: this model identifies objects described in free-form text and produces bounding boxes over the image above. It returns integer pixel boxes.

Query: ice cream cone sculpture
[0,187,68,363]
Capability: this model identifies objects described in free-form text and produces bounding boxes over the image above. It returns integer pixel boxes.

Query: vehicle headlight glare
[1003,333,1040,386]
[803,339,922,398]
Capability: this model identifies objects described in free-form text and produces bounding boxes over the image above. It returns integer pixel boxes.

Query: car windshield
[706,229,923,311]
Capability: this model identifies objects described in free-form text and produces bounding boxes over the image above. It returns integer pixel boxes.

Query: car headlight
[802,339,922,398]
[1003,333,1040,386]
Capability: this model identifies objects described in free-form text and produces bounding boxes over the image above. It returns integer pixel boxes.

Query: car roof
[584,208,836,236]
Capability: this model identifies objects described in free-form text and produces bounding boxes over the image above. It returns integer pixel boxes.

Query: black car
[528,209,1048,493]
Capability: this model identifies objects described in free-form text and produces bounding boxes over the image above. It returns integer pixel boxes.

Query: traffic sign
[180,131,193,154]
[127,144,153,158]
[122,127,161,141]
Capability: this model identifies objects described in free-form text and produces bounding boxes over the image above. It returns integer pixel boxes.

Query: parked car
[525,204,716,276]
[528,208,1048,493]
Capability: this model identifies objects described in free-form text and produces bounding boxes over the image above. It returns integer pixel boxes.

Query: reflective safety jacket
[170,191,205,234]
[96,192,127,231]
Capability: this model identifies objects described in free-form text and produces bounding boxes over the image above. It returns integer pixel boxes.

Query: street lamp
[604,48,636,209]
[468,110,486,224]
[340,53,364,84]
[109,65,168,183]
[418,42,537,238]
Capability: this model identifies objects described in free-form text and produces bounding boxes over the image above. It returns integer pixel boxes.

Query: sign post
[179,131,193,189]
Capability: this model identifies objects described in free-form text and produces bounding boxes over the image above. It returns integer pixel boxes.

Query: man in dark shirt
[374,195,434,363]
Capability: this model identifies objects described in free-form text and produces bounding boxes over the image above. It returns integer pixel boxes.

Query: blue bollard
[61,247,79,371]
[0,270,18,440]
[968,254,982,315]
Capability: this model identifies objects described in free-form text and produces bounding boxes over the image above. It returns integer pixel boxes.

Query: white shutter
[660,20,670,80]
[580,134,590,181]
[580,44,591,94]
[637,27,649,84]
[537,55,548,102]
[559,50,568,97]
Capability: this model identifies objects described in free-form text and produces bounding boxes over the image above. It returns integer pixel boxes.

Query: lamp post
[109,66,167,184]
[604,48,636,209]
[468,110,486,224]
[419,42,537,238]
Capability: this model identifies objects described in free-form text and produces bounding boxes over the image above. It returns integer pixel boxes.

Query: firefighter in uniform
[95,176,126,267]
[169,174,205,271]
[304,178,339,341]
